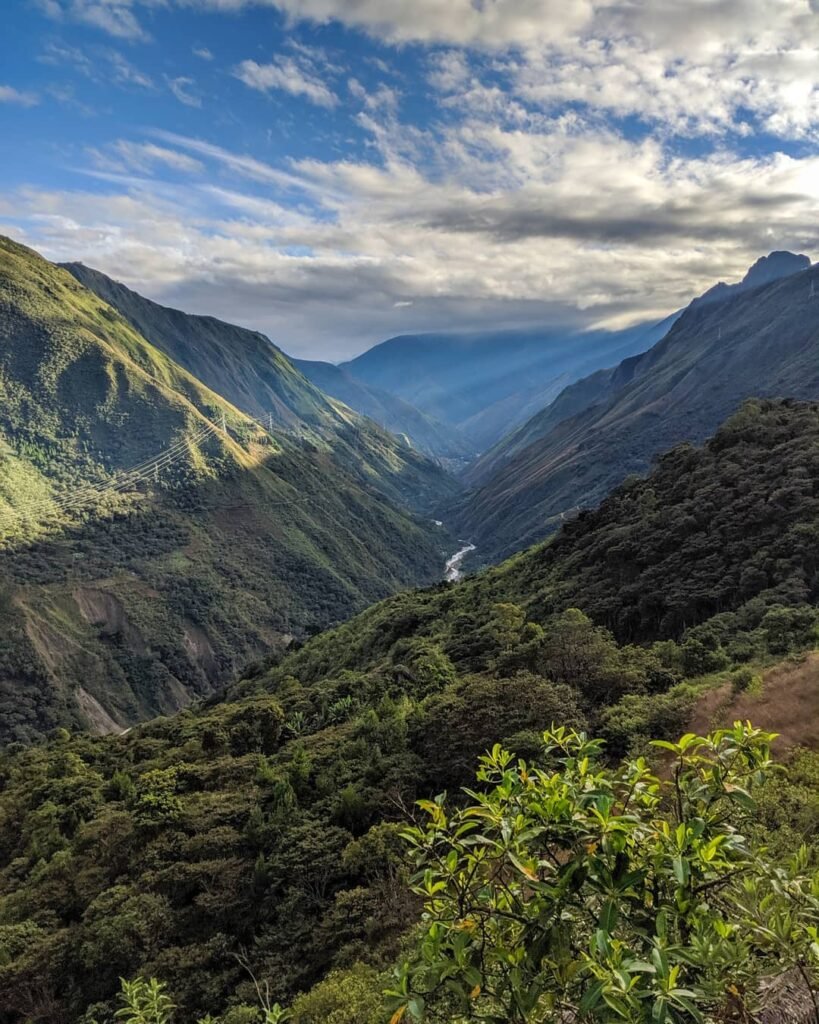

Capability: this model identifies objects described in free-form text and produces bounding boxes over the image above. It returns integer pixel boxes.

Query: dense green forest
[1,398,818,1022]
[0,237,454,743]
[266,398,819,688]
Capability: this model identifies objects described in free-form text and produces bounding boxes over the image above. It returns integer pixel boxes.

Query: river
[444,543,476,582]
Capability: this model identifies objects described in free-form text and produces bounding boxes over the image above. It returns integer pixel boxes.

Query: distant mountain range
[0,238,458,743]
[340,317,676,452]
[455,250,818,562]
[292,356,476,464]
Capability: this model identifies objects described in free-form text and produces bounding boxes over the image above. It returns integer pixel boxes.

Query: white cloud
[233,56,338,108]
[15,0,819,356]
[192,46,213,60]
[91,140,205,174]
[7,118,819,358]
[106,49,154,89]
[39,41,154,92]
[31,1,819,139]
[38,0,150,41]
[167,76,202,108]
[0,86,39,107]
[149,130,302,187]
[248,0,594,47]
[348,78,399,113]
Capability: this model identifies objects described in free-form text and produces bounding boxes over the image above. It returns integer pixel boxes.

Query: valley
[4,3,819,1022]
[2,233,819,1024]
[1,396,819,1022]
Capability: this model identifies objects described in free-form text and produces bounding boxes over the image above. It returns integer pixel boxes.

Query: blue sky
[2,0,819,358]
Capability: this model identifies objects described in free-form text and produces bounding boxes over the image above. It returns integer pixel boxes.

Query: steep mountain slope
[62,262,461,513]
[343,316,676,451]
[466,255,809,488]
[292,357,476,464]
[0,237,452,743]
[457,254,819,562]
[267,397,819,676]
[1,399,818,1023]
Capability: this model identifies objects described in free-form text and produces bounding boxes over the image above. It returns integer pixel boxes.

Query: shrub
[391,724,819,1024]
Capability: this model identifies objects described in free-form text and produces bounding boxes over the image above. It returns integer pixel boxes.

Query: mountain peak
[693,249,811,309]
[740,250,811,290]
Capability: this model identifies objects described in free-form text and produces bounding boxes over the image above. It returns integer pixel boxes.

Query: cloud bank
[9,0,819,357]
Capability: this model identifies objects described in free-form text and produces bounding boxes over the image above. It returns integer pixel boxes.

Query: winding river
[444,543,476,582]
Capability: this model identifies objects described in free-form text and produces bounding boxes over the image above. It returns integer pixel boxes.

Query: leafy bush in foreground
[391,724,819,1023]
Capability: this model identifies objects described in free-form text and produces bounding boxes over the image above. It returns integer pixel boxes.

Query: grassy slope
[457,263,819,562]
[0,237,451,743]
[62,263,462,514]
[688,650,819,753]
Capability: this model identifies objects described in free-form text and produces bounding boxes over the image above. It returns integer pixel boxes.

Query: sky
[1,1,819,359]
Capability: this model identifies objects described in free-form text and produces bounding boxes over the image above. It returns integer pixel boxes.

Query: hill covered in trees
[0,237,455,744]
[1,398,818,1022]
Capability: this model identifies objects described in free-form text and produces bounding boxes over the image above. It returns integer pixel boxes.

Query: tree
[113,978,175,1024]
[390,724,819,1023]
[108,977,290,1024]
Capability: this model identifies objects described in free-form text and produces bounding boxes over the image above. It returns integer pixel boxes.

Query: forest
[0,399,818,1022]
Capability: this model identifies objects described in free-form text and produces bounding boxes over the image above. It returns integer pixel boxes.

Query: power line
[5,424,213,519]
[1,420,219,524]
[47,426,211,510]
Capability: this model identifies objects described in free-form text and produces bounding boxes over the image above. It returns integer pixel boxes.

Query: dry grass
[689,651,819,754]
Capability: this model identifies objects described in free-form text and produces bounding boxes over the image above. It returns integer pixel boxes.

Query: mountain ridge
[0,236,454,743]
[455,251,818,562]
[62,261,461,514]
[291,356,476,464]
[342,317,676,452]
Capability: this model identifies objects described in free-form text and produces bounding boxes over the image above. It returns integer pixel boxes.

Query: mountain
[693,250,811,307]
[0,398,817,1022]
[0,237,455,744]
[342,317,676,452]
[456,252,818,563]
[291,357,476,465]
[62,262,461,514]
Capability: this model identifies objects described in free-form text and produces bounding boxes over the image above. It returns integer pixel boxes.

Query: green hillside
[258,398,819,686]
[457,256,819,563]
[0,399,817,1021]
[62,262,461,515]
[0,237,453,743]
